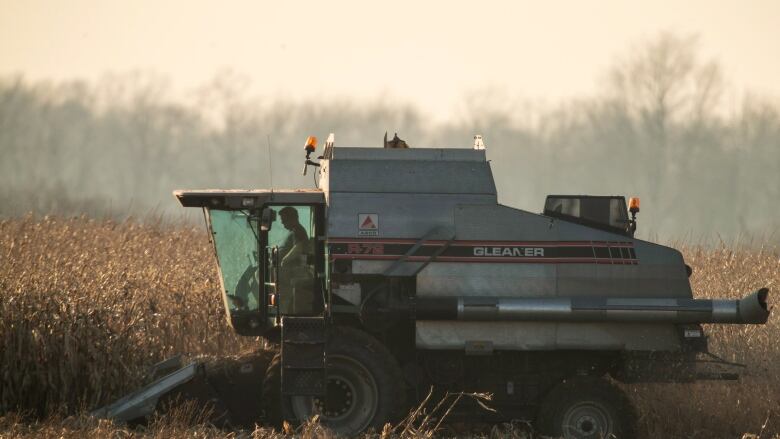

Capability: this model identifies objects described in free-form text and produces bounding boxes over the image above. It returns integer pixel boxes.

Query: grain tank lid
[323,147,497,196]
[173,189,324,208]
[327,147,487,162]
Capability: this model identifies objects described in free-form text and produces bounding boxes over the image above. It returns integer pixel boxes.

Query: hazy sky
[1,0,778,120]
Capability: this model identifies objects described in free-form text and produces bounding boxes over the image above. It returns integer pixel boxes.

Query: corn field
[1,216,778,438]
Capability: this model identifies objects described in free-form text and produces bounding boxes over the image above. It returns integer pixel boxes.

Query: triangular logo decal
[358,214,380,236]
[361,216,377,229]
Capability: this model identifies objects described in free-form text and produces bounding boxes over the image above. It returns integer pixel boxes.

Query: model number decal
[473,247,545,257]
[347,243,385,255]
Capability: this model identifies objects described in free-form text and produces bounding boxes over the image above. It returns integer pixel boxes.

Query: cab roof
[174,189,324,208]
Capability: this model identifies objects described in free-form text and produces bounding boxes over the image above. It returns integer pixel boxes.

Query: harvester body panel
[174,146,768,348]
[317,147,723,352]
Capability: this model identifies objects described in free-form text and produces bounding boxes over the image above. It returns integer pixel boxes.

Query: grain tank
[320,146,767,355]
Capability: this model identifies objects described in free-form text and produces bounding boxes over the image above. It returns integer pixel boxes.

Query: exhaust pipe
[416,288,770,324]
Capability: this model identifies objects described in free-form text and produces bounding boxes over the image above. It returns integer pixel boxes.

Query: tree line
[1,33,778,239]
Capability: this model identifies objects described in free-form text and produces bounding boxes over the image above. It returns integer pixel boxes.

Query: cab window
[209,210,260,312]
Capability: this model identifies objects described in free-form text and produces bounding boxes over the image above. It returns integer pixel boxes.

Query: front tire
[263,327,405,436]
[537,376,636,439]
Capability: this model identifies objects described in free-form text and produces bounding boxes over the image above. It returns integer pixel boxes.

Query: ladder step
[281,316,327,397]
[282,369,326,395]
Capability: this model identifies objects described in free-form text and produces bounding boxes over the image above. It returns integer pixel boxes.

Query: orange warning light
[304,135,318,152]
[628,197,640,212]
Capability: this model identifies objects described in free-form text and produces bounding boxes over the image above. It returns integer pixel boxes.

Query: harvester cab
[175,190,327,335]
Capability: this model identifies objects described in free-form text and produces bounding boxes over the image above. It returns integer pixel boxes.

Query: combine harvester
[94,134,771,438]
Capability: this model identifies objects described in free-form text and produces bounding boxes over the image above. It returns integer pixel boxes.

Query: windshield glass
[209,210,260,312]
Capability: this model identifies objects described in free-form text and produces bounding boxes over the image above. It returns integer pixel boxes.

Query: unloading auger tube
[416,288,770,324]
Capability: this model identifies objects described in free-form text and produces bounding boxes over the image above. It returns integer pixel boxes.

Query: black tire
[262,326,406,436]
[537,376,636,439]
[261,352,284,428]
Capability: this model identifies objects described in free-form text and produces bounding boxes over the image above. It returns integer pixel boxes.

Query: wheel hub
[562,402,612,439]
[313,377,355,418]
[576,415,596,434]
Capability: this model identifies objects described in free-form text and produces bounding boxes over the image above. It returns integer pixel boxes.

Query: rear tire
[537,376,636,439]
[262,327,406,436]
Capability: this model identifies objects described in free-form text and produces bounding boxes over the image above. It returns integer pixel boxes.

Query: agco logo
[473,247,545,257]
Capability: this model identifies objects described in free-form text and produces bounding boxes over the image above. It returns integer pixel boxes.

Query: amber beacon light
[628,197,640,214]
[626,197,640,236]
[304,136,318,153]
[302,135,320,175]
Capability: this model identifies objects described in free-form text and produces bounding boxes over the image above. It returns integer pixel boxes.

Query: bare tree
[1,35,779,238]
[606,33,725,230]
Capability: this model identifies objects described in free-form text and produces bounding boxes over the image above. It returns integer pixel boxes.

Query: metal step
[281,316,327,396]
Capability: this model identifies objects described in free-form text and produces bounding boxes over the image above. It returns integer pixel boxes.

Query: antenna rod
[266,134,274,189]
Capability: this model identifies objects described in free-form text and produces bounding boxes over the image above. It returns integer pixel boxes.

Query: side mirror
[261,208,276,231]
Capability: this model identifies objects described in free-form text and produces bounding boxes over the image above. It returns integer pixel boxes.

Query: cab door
[207,209,266,335]
[262,204,325,320]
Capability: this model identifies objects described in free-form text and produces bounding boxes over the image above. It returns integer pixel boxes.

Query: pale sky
[1,0,778,120]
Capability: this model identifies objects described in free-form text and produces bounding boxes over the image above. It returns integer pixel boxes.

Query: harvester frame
[94,137,771,438]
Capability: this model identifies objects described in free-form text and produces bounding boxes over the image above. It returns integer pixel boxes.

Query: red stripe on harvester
[330,254,639,264]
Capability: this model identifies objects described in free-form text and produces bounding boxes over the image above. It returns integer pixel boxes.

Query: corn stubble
[1,216,778,438]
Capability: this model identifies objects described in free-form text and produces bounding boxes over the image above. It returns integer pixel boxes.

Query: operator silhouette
[279,206,309,266]
[277,207,316,315]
